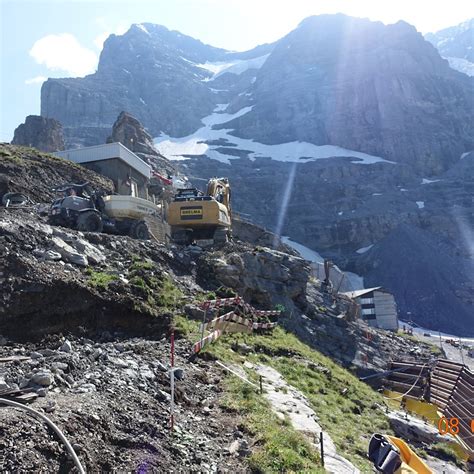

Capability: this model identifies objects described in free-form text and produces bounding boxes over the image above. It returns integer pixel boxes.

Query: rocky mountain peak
[107,111,159,156]
[11,115,65,152]
[107,111,175,174]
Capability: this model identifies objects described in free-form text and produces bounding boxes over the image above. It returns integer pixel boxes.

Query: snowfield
[197,54,270,80]
[155,105,393,165]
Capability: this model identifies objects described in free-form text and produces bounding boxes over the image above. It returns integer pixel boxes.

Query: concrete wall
[83,158,148,199]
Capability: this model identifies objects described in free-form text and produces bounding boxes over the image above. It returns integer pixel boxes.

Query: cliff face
[221,15,474,172]
[40,24,266,148]
[12,115,65,152]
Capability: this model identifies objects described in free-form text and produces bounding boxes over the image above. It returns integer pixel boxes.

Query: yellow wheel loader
[167,177,231,245]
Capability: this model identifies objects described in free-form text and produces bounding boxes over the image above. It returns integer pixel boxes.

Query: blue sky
[1,0,472,142]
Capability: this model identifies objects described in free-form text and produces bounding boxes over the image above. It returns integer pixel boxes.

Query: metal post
[319,431,324,467]
[170,330,175,433]
[459,337,465,365]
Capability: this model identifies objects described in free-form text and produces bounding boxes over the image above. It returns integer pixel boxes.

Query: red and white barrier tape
[200,298,281,317]
[252,322,278,330]
[192,329,223,354]
[200,311,254,332]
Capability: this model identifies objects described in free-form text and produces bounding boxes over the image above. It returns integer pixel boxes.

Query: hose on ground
[0,397,86,474]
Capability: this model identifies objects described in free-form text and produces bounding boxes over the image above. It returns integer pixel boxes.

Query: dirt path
[255,364,359,474]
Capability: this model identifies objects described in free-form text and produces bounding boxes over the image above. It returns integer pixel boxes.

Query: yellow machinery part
[387,436,433,474]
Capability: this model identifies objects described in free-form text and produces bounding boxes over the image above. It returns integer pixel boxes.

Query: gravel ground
[0,334,250,472]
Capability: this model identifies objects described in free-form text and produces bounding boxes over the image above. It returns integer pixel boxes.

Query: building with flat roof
[55,142,151,199]
[343,287,398,330]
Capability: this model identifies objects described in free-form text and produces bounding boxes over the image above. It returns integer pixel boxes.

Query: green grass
[422,442,467,469]
[129,260,154,272]
[127,257,184,312]
[202,326,392,472]
[155,276,184,309]
[86,269,118,289]
[222,376,323,473]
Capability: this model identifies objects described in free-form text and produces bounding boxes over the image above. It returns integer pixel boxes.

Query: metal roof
[54,142,151,178]
[341,287,384,299]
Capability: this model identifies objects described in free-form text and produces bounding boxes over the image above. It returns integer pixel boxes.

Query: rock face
[12,115,65,152]
[106,111,174,174]
[209,247,311,309]
[222,15,474,172]
[41,23,271,147]
[37,16,474,335]
[41,16,473,171]
[425,18,474,64]
[107,111,159,156]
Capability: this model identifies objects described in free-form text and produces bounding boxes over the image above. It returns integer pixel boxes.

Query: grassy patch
[86,269,118,289]
[423,442,467,469]
[222,373,323,472]
[129,259,154,272]
[173,314,199,337]
[127,258,184,312]
[203,327,392,471]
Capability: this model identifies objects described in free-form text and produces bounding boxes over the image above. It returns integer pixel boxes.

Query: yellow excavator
[167,177,231,245]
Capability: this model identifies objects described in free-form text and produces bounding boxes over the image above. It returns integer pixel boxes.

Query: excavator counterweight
[167,177,231,245]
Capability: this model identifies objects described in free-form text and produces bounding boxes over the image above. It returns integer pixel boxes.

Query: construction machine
[48,183,159,239]
[167,177,231,245]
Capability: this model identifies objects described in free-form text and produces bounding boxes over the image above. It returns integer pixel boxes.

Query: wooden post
[319,431,324,467]
[259,376,263,394]
[200,304,208,347]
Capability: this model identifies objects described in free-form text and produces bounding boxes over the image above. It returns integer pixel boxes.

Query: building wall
[373,291,398,330]
[357,290,398,330]
[83,158,148,198]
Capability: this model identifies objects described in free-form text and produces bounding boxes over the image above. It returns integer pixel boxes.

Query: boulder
[211,247,310,309]
[51,236,88,266]
[12,115,65,152]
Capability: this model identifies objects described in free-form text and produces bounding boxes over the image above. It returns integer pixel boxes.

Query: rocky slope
[12,115,65,152]
[0,144,113,203]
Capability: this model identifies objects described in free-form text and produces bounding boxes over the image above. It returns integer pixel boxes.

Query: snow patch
[372,193,383,196]
[461,151,472,159]
[197,54,269,81]
[356,244,373,254]
[139,97,146,105]
[446,57,474,76]
[281,236,323,263]
[422,178,441,184]
[416,201,425,209]
[136,24,150,35]
[154,107,393,166]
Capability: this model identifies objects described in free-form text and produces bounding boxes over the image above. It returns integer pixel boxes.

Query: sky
[1,0,473,142]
